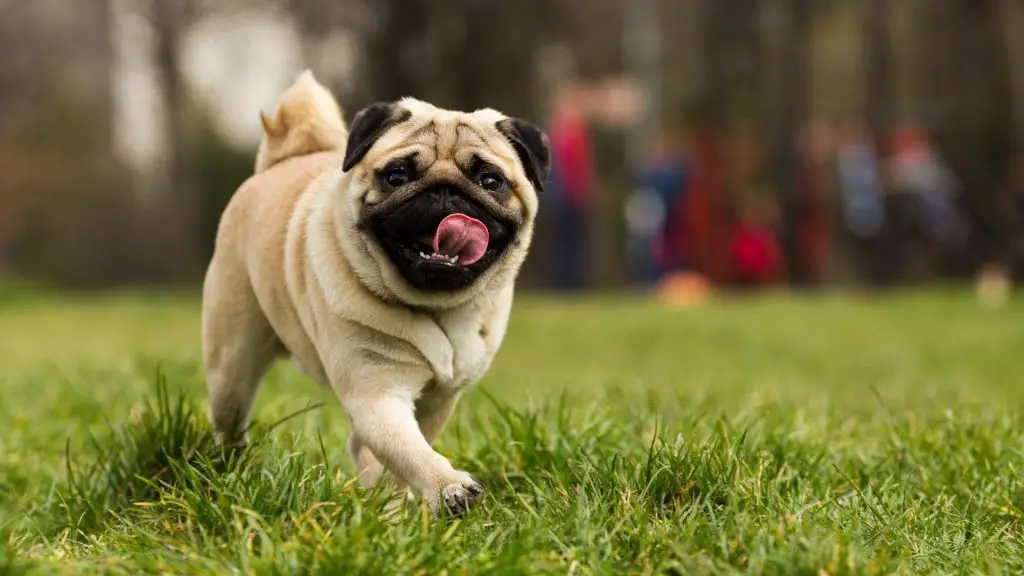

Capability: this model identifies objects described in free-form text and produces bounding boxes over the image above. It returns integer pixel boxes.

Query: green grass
[2,289,1024,574]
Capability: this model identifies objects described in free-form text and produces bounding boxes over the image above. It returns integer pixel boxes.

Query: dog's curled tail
[254,70,348,173]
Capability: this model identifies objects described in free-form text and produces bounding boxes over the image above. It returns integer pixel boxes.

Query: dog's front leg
[334,362,482,517]
[415,390,463,445]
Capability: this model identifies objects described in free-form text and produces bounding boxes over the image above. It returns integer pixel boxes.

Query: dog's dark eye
[478,173,505,192]
[385,167,409,188]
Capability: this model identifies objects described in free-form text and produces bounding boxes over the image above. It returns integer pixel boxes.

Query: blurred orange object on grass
[656,271,712,307]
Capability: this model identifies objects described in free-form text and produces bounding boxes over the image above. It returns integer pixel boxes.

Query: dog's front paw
[213,433,249,458]
[433,474,483,518]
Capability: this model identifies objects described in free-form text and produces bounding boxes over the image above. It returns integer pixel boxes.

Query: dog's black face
[360,157,520,292]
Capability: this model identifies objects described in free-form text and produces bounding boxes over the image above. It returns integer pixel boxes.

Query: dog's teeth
[420,251,456,264]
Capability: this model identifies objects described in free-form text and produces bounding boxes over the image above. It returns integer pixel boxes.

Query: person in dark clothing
[628,129,689,285]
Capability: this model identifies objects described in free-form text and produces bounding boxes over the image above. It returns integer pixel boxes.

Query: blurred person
[835,121,885,240]
[888,125,963,242]
[793,122,836,286]
[834,121,886,284]
[678,120,730,283]
[626,127,690,285]
[882,124,966,283]
[877,125,923,285]
[623,187,666,286]
[546,82,595,291]
[722,125,783,287]
[722,127,780,286]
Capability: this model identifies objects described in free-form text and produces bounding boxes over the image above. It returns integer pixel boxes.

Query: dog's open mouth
[364,187,515,292]
[415,213,490,266]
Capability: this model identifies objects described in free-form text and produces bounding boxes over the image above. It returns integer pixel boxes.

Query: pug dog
[201,70,549,517]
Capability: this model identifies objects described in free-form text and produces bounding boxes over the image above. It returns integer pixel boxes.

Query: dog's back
[254,70,347,174]
[205,72,349,410]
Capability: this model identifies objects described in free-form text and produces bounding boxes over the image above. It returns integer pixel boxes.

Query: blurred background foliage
[1,0,1022,291]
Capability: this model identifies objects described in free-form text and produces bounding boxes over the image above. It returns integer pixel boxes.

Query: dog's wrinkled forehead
[370,100,514,171]
[342,98,551,197]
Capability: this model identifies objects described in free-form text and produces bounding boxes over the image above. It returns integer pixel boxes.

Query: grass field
[1,289,1024,574]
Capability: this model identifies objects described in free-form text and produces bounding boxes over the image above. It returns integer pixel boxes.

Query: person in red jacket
[547,83,596,290]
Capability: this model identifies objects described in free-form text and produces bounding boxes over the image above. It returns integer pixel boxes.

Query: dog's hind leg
[202,261,282,447]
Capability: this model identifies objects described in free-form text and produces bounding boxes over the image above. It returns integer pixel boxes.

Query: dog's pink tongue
[433,214,489,266]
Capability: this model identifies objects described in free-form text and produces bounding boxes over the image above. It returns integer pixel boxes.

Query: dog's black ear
[342,102,411,172]
[497,118,551,193]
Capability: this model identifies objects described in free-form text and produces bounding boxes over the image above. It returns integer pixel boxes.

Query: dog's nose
[432,186,461,211]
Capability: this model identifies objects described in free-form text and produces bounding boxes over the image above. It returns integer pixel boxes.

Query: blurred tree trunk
[147,0,201,282]
[854,0,896,285]
[998,0,1024,153]
[286,0,334,61]
[697,0,763,122]
[286,0,338,89]
[863,0,892,159]
[357,0,556,113]
[660,0,703,116]
[931,0,1014,266]
[286,0,374,104]
[0,0,128,284]
[771,0,812,284]
[687,0,732,283]
[695,0,724,122]
[916,0,947,127]
[998,0,1024,269]
[889,0,921,123]
[357,0,431,104]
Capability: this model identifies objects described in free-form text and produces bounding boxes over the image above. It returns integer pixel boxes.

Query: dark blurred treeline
[1,0,1023,290]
